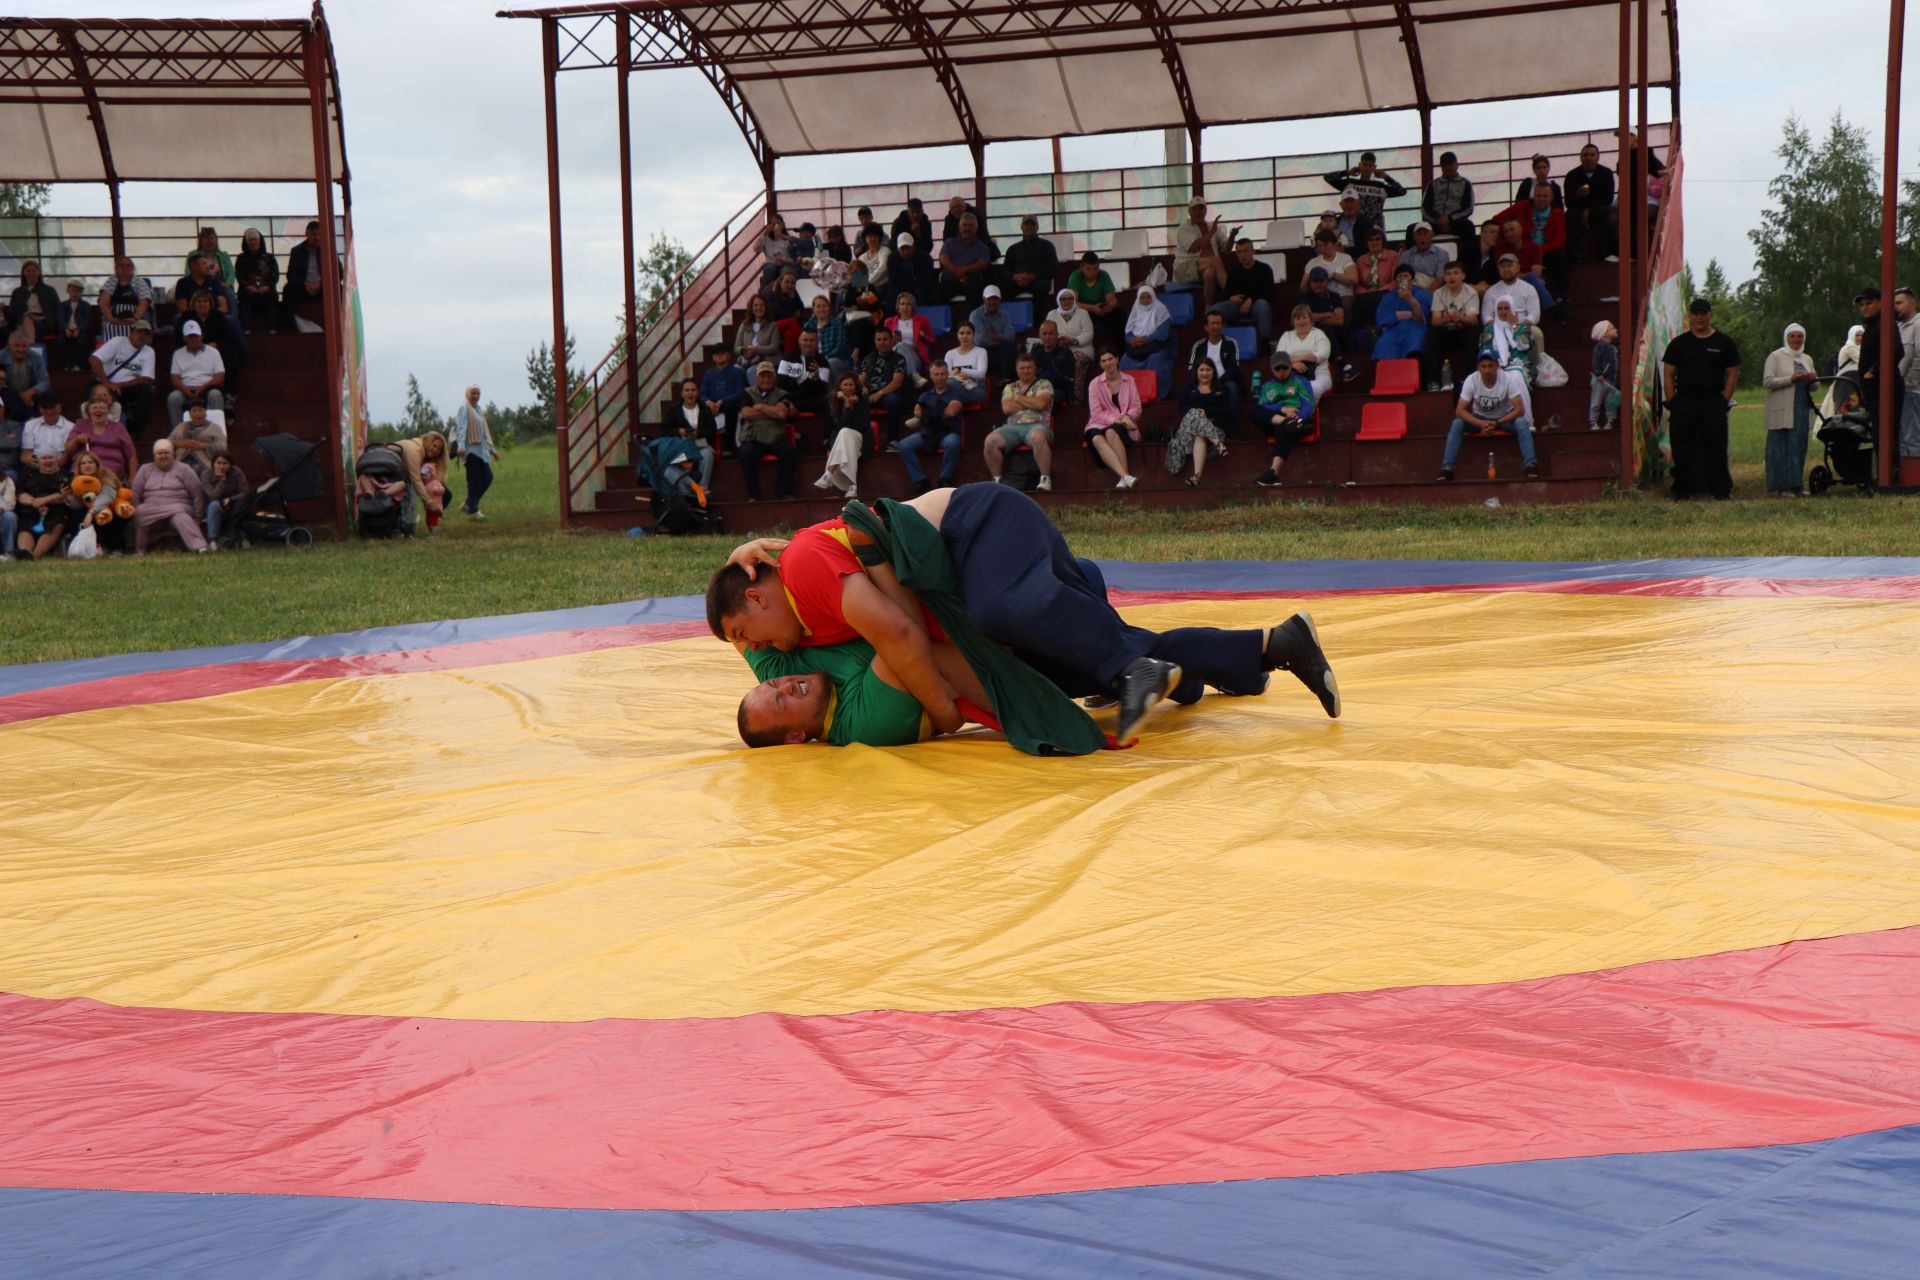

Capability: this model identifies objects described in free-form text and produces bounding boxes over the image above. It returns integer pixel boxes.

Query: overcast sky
[47,0,1920,420]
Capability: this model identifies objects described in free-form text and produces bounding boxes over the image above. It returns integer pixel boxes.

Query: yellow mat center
[6,591,1919,1023]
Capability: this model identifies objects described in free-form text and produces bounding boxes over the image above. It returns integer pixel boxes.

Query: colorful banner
[339,229,369,497]
[1631,151,1684,484]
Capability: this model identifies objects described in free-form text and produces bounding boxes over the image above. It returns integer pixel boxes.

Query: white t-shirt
[94,335,155,384]
[1301,252,1356,300]
[1430,284,1481,328]
[1275,327,1333,367]
[23,414,72,459]
[170,343,226,389]
[945,345,987,385]
[1461,369,1525,421]
[1482,280,1539,325]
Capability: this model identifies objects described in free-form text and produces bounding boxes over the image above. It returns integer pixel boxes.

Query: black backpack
[649,490,724,536]
[1002,449,1041,492]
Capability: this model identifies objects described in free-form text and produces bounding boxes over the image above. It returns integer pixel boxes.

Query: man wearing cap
[1325,151,1405,241]
[1174,197,1233,305]
[1661,298,1741,500]
[1481,254,1542,326]
[1853,287,1903,431]
[1894,286,1920,458]
[1422,152,1477,272]
[1210,238,1276,346]
[886,231,937,309]
[1399,222,1451,290]
[1333,189,1367,254]
[737,359,797,501]
[166,319,228,426]
[89,318,159,437]
[55,278,95,372]
[938,213,995,306]
[1439,350,1539,482]
[1302,268,1349,357]
[969,285,1018,380]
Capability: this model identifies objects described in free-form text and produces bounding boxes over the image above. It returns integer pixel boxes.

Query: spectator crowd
[2,221,341,560]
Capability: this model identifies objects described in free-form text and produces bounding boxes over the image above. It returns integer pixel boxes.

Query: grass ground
[4,406,1911,666]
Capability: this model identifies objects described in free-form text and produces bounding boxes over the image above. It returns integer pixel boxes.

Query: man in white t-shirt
[1300,229,1356,302]
[1481,255,1541,325]
[166,319,228,425]
[89,318,159,435]
[1425,261,1483,390]
[1439,350,1538,481]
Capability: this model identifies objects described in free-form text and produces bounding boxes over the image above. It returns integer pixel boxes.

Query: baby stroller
[636,434,722,535]
[355,443,414,537]
[216,433,322,548]
[1806,376,1876,495]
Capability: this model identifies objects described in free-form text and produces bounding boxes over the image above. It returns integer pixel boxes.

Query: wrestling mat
[4,557,1920,1278]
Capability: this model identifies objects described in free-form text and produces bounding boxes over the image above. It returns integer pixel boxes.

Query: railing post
[616,10,639,451]
[541,17,571,527]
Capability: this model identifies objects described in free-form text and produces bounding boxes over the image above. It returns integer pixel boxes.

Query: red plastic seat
[1122,368,1158,405]
[1369,358,1421,396]
[1355,402,1408,440]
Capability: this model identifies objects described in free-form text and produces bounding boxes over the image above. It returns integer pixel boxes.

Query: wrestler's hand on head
[726,537,789,579]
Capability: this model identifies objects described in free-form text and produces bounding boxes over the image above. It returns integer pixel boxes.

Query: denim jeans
[204,499,223,542]
[463,455,495,513]
[1443,415,1536,469]
[0,508,15,553]
[1208,297,1273,344]
[898,428,963,484]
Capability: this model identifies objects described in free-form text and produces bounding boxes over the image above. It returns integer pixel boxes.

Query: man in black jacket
[998,216,1059,299]
[1188,310,1244,402]
[1210,238,1275,347]
[1853,287,1905,427]
[280,220,341,330]
[1562,144,1617,262]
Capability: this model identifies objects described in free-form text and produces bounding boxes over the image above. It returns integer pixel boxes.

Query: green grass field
[4,406,1910,666]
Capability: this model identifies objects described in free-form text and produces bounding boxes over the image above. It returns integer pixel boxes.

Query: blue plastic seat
[919,304,952,338]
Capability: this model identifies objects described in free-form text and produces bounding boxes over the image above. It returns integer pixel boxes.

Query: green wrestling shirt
[745,641,932,747]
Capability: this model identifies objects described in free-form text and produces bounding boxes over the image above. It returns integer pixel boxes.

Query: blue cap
[1307,266,1330,281]
[1476,348,1499,363]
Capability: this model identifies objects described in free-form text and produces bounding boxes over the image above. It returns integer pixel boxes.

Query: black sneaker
[1524,464,1540,479]
[1083,694,1118,710]
[1437,468,1454,482]
[912,479,933,496]
[1255,472,1282,487]
[1113,656,1181,742]
[1264,612,1341,718]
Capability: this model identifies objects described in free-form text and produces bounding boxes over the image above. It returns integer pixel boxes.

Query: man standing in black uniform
[1852,286,1903,429]
[1661,297,1741,500]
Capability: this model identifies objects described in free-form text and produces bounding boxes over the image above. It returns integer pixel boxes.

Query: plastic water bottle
[1250,370,1264,397]
[1486,451,1497,481]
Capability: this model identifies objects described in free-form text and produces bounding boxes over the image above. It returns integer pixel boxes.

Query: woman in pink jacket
[1084,349,1141,491]
[130,437,209,553]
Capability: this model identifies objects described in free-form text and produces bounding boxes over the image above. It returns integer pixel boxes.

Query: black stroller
[355,444,413,537]
[1806,376,1877,495]
[216,433,323,548]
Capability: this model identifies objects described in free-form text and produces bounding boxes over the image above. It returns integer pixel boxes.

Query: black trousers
[1424,325,1480,387]
[739,437,797,499]
[1669,398,1731,499]
[941,482,1268,696]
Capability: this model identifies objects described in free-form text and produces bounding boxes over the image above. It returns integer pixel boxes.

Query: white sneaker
[992,474,1006,484]
[1037,475,1053,492]
[843,485,857,498]
[813,471,837,490]
[0,554,12,563]
[471,511,487,521]
[1604,254,1619,263]
[1115,475,1136,490]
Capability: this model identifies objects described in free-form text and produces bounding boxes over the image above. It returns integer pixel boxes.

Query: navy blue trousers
[940,482,1267,697]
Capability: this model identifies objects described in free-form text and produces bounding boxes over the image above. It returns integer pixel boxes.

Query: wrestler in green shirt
[740,640,930,747]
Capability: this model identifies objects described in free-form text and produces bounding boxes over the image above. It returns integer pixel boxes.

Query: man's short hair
[930,359,948,372]
[1020,215,1038,228]
[1688,297,1713,315]
[856,205,872,218]
[1393,264,1415,279]
[1015,351,1037,367]
[737,696,787,749]
[305,219,321,232]
[1444,260,1466,274]
[1314,228,1338,245]
[705,564,756,639]
[1360,151,1377,163]
[1234,237,1254,248]
[1080,250,1099,264]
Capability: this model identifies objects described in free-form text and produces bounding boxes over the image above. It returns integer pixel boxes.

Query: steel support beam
[303,22,346,538]
[1132,0,1205,197]
[541,16,572,525]
[58,30,123,258]
[1394,4,1436,186]
[1616,0,1634,486]
[878,0,988,175]
[1878,0,1905,487]
[617,9,639,445]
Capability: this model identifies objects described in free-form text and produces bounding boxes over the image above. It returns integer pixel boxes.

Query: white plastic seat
[1108,227,1149,259]
[1261,219,1294,249]
[1044,233,1075,262]
[795,278,825,309]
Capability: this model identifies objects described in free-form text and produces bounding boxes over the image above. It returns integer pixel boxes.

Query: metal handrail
[0,214,346,291]
[563,192,768,516]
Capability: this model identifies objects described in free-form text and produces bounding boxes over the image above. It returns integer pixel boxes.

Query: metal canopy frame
[502,0,1682,191]
[0,2,354,533]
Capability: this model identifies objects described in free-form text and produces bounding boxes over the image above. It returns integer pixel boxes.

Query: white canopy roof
[503,0,1680,160]
[0,3,347,185]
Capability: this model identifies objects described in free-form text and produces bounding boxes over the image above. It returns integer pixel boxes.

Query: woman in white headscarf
[1763,323,1817,496]
[1118,285,1174,394]
[1046,286,1094,360]
[1478,296,1539,385]
[452,383,498,519]
[1820,324,1865,420]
